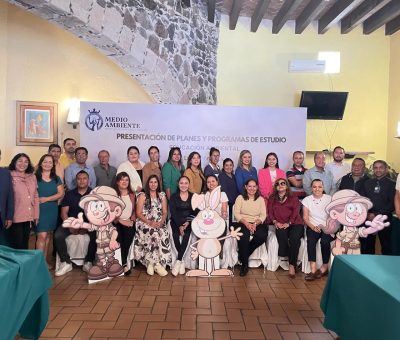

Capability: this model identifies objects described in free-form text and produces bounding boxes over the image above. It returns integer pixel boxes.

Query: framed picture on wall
[16,101,58,146]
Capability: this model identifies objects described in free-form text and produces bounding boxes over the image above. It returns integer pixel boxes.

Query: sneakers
[147,263,154,276]
[179,261,186,275]
[172,261,181,276]
[154,263,168,276]
[55,262,72,276]
[82,262,92,273]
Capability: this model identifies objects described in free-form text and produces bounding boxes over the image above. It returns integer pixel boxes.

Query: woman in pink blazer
[258,152,286,205]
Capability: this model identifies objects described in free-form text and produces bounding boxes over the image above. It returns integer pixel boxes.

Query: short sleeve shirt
[302,194,332,226]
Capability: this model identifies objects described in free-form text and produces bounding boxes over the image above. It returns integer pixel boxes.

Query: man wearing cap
[63,186,125,280]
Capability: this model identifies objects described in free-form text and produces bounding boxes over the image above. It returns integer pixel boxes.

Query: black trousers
[171,221,192,261]
[116,222,136,266]
[54,226,96,264]
[306,228,334,264]
[234,222,268,266]
[275,224,304,266]
[6,221,31,249]
[361,226,392,255]
[228,203,234,227]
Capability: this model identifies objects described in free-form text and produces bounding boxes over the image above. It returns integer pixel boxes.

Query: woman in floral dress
[134,174,171,276]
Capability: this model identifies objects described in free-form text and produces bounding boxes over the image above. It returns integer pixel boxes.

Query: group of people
[0,141,397,279]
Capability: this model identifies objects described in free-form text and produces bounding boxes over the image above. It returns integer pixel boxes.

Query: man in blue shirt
[303,151,336,196]
[64,147,96,190]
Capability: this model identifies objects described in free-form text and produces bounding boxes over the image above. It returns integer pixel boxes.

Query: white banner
[80,102,307,171]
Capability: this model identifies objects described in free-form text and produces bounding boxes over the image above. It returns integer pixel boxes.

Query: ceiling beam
[318,0,363,34]
[341,0,391,34]
[272,0,303,34]
[229,0,244,30]
[295,0,327,34]
[207,0,216,23]
[385,14,400,35]
[251,0,270,32]
[364,1,400,34]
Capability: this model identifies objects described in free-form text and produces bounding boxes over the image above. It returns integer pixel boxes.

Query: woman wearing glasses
[267,178,303,279]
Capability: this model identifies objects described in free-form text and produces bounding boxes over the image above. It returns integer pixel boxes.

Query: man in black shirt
[362,160,395,255]
[54,171,96,276]
[339,157,369,194]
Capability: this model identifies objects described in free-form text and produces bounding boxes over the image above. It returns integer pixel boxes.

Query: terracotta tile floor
[40,264,337,339]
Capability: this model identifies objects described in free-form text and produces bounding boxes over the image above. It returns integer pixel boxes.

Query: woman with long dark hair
[162,147,185,200]
[114,172,136,275]
[219,158,239,226]
[183,151,205,194]
[8,153,39,249]
[134,175,171,276]
[35,154,64,267]
[258,152,286,204]
[169,175,196,276]
[268,178,303,279]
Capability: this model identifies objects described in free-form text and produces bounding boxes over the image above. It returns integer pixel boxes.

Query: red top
[267,195,303,225]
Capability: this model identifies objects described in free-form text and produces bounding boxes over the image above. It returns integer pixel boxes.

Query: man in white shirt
[326,146,351,185]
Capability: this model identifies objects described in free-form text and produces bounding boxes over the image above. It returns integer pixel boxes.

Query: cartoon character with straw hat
[63,186,125,280]
[325,189,390,255]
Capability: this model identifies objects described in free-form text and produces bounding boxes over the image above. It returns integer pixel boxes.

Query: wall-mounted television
[299,91,349,120]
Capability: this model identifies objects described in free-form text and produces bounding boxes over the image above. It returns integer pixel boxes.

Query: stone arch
[7,0,220,104]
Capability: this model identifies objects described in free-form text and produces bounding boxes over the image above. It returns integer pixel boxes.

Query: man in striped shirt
[286,151,307,200]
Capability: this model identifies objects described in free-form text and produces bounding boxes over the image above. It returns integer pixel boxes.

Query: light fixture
[395,121,400,138]
[318,51,340,74]
[66,98,80,129]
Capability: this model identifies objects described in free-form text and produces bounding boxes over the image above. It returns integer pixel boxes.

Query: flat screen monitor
[299,91,348,120]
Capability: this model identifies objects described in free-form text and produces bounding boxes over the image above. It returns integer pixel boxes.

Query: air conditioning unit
[288,60,326,73]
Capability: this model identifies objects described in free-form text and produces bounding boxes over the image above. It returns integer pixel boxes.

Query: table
[320,255,400,340]
[0,246,52,340]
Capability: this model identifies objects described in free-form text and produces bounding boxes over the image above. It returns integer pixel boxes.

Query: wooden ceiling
[204,0,400,35]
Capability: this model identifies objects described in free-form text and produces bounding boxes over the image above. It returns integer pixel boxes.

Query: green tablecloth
[321,255,400,340]
[0,246,52,340]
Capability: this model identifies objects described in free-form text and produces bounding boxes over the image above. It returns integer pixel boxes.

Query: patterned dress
[134,192,172,268]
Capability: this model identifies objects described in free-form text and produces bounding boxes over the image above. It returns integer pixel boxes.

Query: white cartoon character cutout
[62,186,125,282]
[324,189,390,255]
[186,186,242,277]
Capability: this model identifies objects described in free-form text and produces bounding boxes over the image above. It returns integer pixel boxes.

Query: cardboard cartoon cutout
[186,186,242,277]
[324,189,390,255]
[62,186,125,283]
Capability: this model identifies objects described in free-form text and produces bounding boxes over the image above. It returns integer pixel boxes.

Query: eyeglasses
[275,181,287,187]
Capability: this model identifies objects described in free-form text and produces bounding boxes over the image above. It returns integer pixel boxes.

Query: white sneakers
[147,263,154,276]
[179,261,186,275]
[172,260,186,276]
[154,263,168,276]
[172,260,181,276]
[147,263,168,276]
[82,262,92,273]
[55,262,72,276]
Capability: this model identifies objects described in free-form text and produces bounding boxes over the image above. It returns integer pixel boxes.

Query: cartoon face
[330,202,367,227]
[191,208,225,239]
[86,199,122,226]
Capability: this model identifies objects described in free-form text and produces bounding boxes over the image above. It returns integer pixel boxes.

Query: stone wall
[7,0,220,104]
